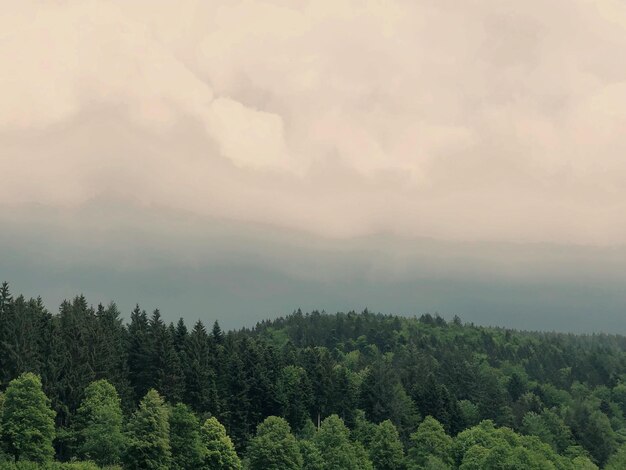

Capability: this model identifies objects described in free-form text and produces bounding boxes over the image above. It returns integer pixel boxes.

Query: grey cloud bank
[2,204,625,333]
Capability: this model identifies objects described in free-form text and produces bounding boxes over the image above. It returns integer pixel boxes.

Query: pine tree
[246,416,303,470]
[76,379,125,466]
[48,296,97,429]
[276,366,313,432]
[149,310,184,403]
[0,282,14,386]
[127,305,153,402]
[92,303,133,409]
[170,403,204,470]
[200,416,242,470]
[185,321,218,415]
[212,320,225,345]
[124,389,171,470]
[0,372,56,463]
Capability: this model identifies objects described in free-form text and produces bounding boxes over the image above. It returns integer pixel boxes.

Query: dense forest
[0,281,626,469]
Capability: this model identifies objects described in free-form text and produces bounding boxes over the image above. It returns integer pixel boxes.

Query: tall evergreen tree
[92,303,133,408]
[149,310,184,403]
[185,321,218,415]
[276,365,313,432]
[127,305,153,402]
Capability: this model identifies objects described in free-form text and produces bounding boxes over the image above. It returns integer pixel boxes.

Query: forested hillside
[0,281,625,469]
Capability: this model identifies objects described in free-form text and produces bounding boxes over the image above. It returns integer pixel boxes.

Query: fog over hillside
[3,203,625,333]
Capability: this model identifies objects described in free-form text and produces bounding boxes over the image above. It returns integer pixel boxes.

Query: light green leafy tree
[0,373,55,463]
[369,420,405,470]
[299,440,324,470]
[246,416,302,470]
[200,416,242,470]
[76,379,125,466]
[313,414,373,470]
[408,416,453,469]
[124,389,171,470]
[605,442,626,470]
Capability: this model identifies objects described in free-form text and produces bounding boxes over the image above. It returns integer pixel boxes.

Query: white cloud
[2,0,626,244]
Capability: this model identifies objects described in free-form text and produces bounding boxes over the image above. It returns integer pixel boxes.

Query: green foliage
[276,366,313,432]
[76,380,125,466]
[124,389,171,470]
[313,414,373,470]
[409,416,453,469]
[169,403,204,470]
[1,284,626,467]
[369,420,405,470]
[298,440,324,470]
[200,417,242,470]
[246,416,302,470]
[0,373,55,463]
[605,442,626,470]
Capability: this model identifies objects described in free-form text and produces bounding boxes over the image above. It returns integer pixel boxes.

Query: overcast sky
[2,1,626,331]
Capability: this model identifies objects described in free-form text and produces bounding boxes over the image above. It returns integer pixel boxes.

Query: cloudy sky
[2,0,626,332]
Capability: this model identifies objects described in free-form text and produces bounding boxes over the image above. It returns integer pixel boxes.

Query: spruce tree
[185,321,218,415]
[76,379,125,466]
[149,310,184,403]
[92,303,133,408]
[0,372,55,463]
[246,416,303,470]
[276,366,313,432]
[0,282,14,386]
[127,305,153,402]
[200,416,242,470]
[124,389,171,470]
[170,403,204,470]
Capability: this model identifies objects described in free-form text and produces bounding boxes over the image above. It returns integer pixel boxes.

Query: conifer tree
[127,305,153,401]
[276,366,313,432]
[0,282,14,386]
[92,303,133,408]
[200,416,242,470]
[170,403,204,470]
[51,296,97,424]
[0,372,55,463]
[246,416,302,470]
[185,321,218,415]
[124,389,171,470]
[149,310,184,402]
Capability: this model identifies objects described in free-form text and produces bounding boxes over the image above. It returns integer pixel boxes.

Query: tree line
[0,281,626,468]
